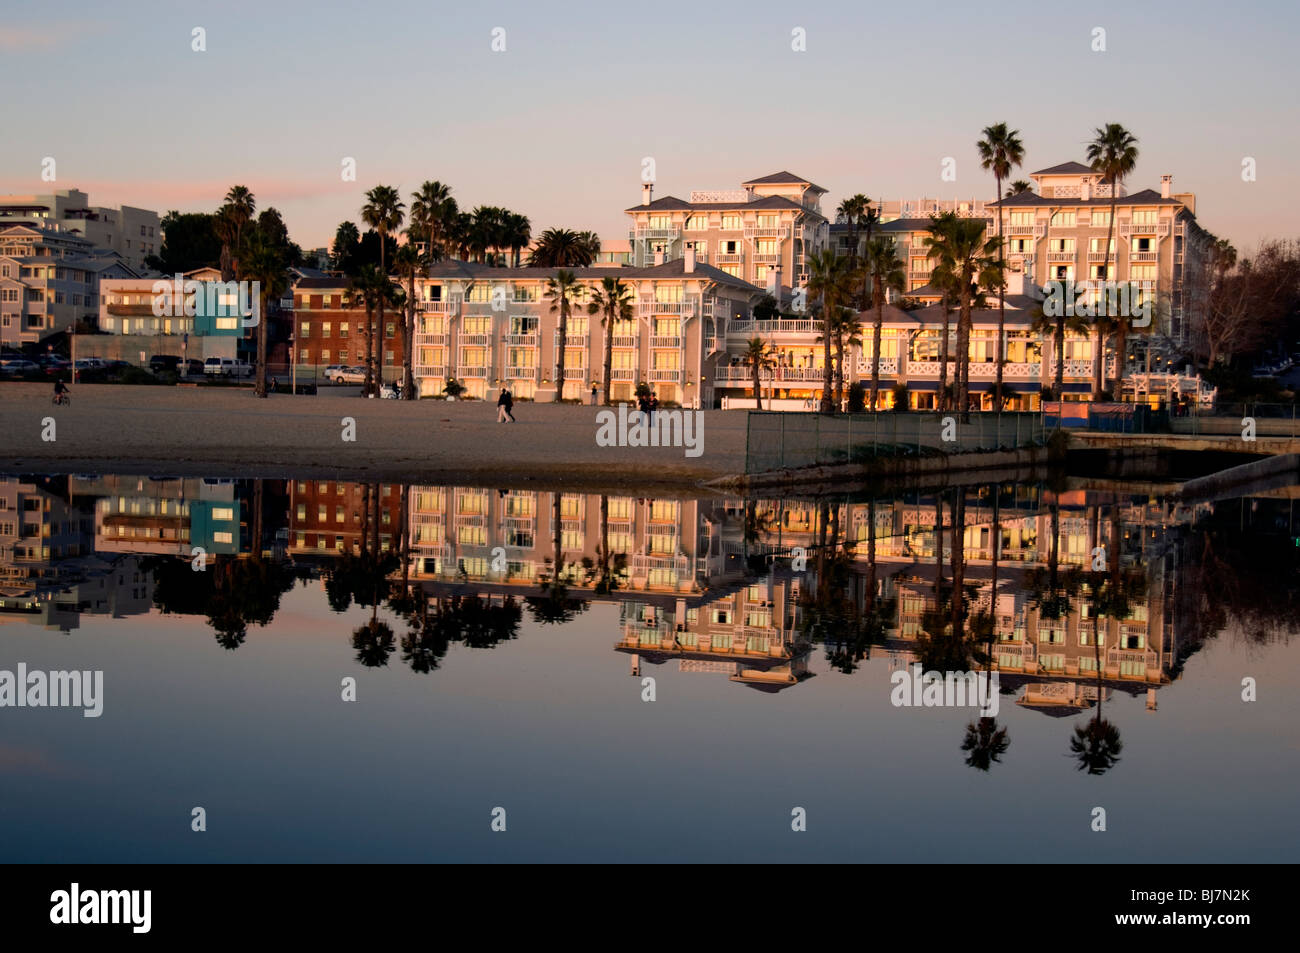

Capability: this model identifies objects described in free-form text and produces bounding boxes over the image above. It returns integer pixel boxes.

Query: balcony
[415,300,457,313]
[1130,251,1159,263]
[611,335,638,348]
[1047,251,1077,263]
[504,365,535,378]
[752,254,779,265]
[555,367,587,380]
[650,335,681,348]
[611,368,637,380]
[638,299,696,317]
[715,253,744,265]
[743,225,790,239]
[1006,224,1047,237]
[1119,221,1171,237]
[460,333,493,346]
[854,357,900,375]
[504,332,537,346]
[1087,251,1112,263]
[553,332,588,347]
[414,364,447,378]
[456,365,489,378]
[727,318,819,335]
[648,368,681,382]
[630,226,681,241]
[909,270,932,281]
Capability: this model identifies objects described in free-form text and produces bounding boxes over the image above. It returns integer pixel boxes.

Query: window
[338,322,347,337]
[212,507,234,521]
[1050,210,1076,228]
[721,213,741,230]
[685,214,710,231]
[1132,209,1158,226]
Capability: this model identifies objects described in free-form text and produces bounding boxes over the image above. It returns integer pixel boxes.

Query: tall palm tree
[410,181,454,266]
[1087,124,1139,397]
[545,269,581,402]
[743,336,775,410]
[806,249,853,415]
[529,228,595,267]
[835,193,871,263]
[361,186,405,396]
[240,232,287,399]
[346,264,394,396]
[863,237,905,410]
[223,185,256,278]
[1030,296,1090,399]
[924,213,1001,415]
[587,275,633,406]
[821,306,861,410]
[977,123,1025,409]
[393,244,421,399]
[213,206,238,281]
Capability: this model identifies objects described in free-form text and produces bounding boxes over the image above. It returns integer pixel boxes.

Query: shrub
[847,381,866,413]
[890,383,909,412]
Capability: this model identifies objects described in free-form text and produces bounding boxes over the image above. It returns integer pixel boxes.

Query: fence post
[779,412,786,470]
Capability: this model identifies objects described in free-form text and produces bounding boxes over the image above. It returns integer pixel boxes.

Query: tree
[1087,124,1140,396]
[924,212,1000,415]
[744,337,775,410]
[806,249,853,415]
[863,236,905,410]
[241,232,289,398]
[360,186,405,396]
[977,123,1025,408]
[835,192,879,307]
[393,244,421,399]
[587,275,634,406]
[1008,180,1032,196]
[529,228,595,267]
[145,211,222,274]
[409,181,454,265]
[545,269,581,401]
[223,185,256,279]
[331,221,361,273]
[504,212,532,268]
[1030,296,1090,399]
[346,264,396,396]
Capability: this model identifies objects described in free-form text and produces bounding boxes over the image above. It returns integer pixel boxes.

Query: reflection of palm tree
[352,604,395,667]
[205,555,295,650]
[962,717,1010,771]
[528,492,589,624]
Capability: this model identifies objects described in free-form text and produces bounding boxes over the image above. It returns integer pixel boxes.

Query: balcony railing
[1119,221,1171,237]
[416,300,457,312]
[460,333,493,346]
[1006,224,1047,236]
[743,225,790,239]
[1047,251,1076,262]
[504,365,535,378]
[611,335,638,348]
[648,368,681,382]
[638,299,696,317]
[1130,251,1159,262]
[414,364,447,378]
[504,333,537,346]
[909,270,932,281]
[630,226,681,241]
[456,365,489,378]
[650,335,681,348]
[727,318,819,335]
[611,368,637,380]
[555,367,587,380]
[752,254,779,265]
[553,332,588,347]
[715,253,744,265]
[854,358,900,375]
[1087,251,1112,263]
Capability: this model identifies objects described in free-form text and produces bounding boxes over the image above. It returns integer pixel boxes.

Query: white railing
[416,300,457,312]
[630,227,681,240]
[504,333,537,346]
[638,300,696,317]
[504,365,535,378]
[414,331,448,346]
[456,365,489,378]
[855,357,900,375]
[1130,251,1159,262]
[553,332,588,346]
[611,368,637,380]
[1119,222,1171,237]
[414,364,447,378]
[743,226,790,239]
[752,254,779,265]
[909,270,932,281]
[611,335,638,348]
[460,333,492,346]
[650,336,681,348]
[1048,251,1076,262]
[648,368,681,382]
[1087,252,1111,262]
[715,253,744,264]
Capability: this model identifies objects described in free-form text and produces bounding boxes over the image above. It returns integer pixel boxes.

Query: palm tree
[331,221,360,273]
[925,213,1001,415]
[835,193,872,263]
[1030,297,1090,399]
[223,185,256,278]
[409,181,454,266]
[1087,124,1140,397]
[346,264,394,396]
[744,337,775,410]
[863,237,905,410]
[240,232,288,398]
[505,212,532,268]
[529,227,595,267]
[977,123,1025,409]
[545,269,581,401]
[393,244,421,399]
[213,206,238,281]
[823,306,861,410]
[806,249,853,415]
[587,276,633,406]
[360,185,405,396]
[1008,180,1032,196]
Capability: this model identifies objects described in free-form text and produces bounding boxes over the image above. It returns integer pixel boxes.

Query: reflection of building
[288,480,402,556]
[72,476,242,556]
[615,567,813,693]
[0,477,151,631]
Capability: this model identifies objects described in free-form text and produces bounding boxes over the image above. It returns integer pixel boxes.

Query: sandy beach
[0,383,750,490]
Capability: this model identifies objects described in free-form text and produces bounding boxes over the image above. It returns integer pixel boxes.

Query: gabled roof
[741,171,827,193]
[876,218,937,233]
[1031,161,1094,176]
[989,187,1185,208]
[625,195,810,213]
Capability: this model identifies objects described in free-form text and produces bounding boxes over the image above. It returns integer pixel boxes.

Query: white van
[204,357,253,377]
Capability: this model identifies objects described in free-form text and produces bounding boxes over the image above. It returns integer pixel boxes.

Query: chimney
[1080,178,1091,202]
[642,183,653,206]
[683,242,696,273]
[769,262,782,300]
[653,244,665,267]
[1161,175,1172,199]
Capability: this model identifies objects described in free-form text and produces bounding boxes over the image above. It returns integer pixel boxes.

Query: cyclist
[52,378,70,405]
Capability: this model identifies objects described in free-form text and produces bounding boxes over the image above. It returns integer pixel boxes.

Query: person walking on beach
[648,392,659,425]
[497,387,515,423]
[590,383,598,406]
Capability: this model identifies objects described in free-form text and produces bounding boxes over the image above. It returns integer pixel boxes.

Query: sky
[2,0,1297,253]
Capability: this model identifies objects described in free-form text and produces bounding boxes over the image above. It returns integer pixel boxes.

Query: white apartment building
[624,171,830,293]
[0,189,160,272]
[0,223,137,348]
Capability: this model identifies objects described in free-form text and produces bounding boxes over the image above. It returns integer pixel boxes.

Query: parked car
[149,355,182,373]
[183,358,205,376]
[323,364,347,381]
[204,357,253,377]
[0,357,39,375]
[332,365,368,384]
[74,357,106,370]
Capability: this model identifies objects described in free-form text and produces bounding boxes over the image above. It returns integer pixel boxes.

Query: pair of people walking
[638,391,659,422]
[496,387,516,423]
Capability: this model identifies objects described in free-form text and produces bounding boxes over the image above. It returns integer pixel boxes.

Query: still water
[1,474,1296,862]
